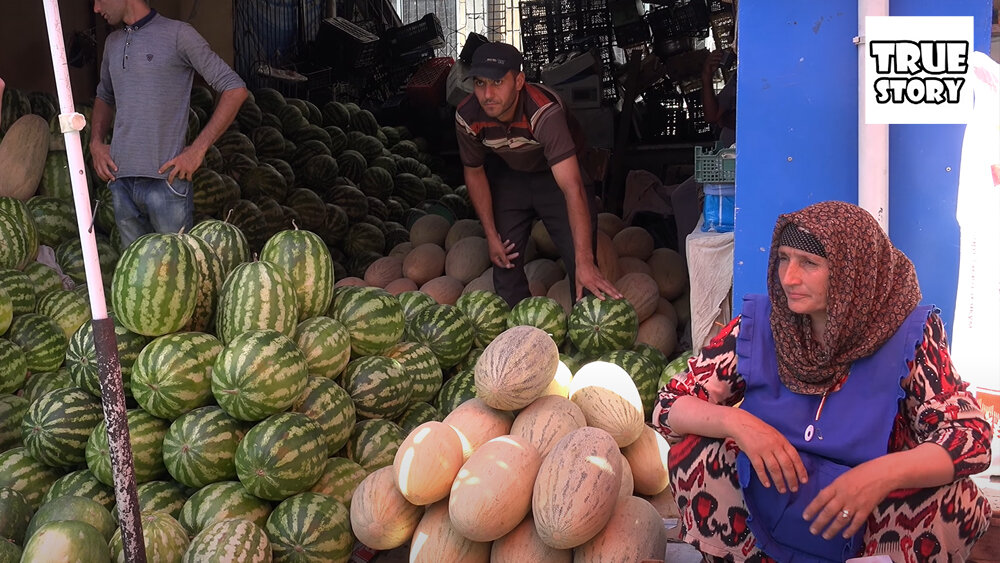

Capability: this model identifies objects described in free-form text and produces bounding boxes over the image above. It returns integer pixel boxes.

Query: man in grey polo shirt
[90,0,247,248]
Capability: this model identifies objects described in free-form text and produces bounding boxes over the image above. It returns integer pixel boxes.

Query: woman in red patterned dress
[653,201,992,562]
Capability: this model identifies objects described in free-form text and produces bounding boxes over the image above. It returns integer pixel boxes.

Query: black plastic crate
[647,0,710,38]
[315,17,380,70]
[613,19,651,48]
[385,13,445,55]
[711,12,735,50]
[684,90,714,139]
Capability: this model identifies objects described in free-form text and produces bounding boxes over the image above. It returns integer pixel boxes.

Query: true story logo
[864,17,974,124]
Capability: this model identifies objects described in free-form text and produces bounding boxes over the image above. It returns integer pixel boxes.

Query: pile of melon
[350,324,674,562]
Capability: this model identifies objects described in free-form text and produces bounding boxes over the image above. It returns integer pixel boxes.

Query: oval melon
[449,435,542,541]
[596,212,625,237]
[490,514,571,563]
[364,256,403,288]
[616,272,660,322]
[524,258,564,291]
[408,500,490,563]
[420,275,464,305]
[445,236,489,284]
[442,398,513,460]
[409,214,450,247]
[546,278,572,315]
[334,277,368,287]
[510,395,586,458]
[530,221,558,258]
[648,247,687,300]
[384,277,418,295]
[568,361,645,448]
[595,231,619,284]
[540,359,574,399]
[621,424,671,495]
[612,226,654,261]
[403,243,445,286]
[638,312,678,358]
[444,219,485,251]
[393,421,464,506]
[574,496,667,562]
[474,325,559,411]
[461,271,494,295]
[388,242,412,258]
[349,466,423,550]
[616,256,653,279]
[619,455,635,498]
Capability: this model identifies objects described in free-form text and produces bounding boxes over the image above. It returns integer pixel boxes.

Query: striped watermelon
[567,296,639,358]
[0,394,28,451]
[235,412,327,501]
[133,480,189,521]
[392,172,426,207]
[337,149,367,184]
[56,235,119,285]
[385,341,442,403]
[359,166,394,199]
[284,189,328,232]
[293,316,351,379]
[308,457,367,509]
[6,313,67,373]
[24,495,115,542]
[178,233,227,333]
[633,342,668,373]
[342,355,411,419]
[132,332,222,420]
[265,492,352,563]
[192,167,239,217]
[455,290,511,348]
[453,347,484,373]
[435,368,477,415]
[65,314,149,399]
[405,304,475,370]
[34,289,90,339]
[0,269,34,315]
[23,261,66,299]
[111,233,199,336]
[322,101,350,128]
[0,447,63,509]
[291,376,356,456]
[392,401,444,435]
[40,469,115,512]
[178,481,272,537]
[322,184,367,220]
[341,418,404,472]
[182,517,272,563]
[0,339,27,394]
[260,229,335,321]
[598,350,662,419]
[22,369,73,404]
[163,406,247,489]
[0,198,38,269]
[85,408,169,486]
[211,329,309,422]
[251,126,286,159]
[188,219,250,276]
[0,286,11,335]
[659,350,694,389]
[20,520,110,562]
[21,387,103,469]
[215,261,298,345]
[327,286,404,356]
[0,538,21,561]
[300,154,339,191]
[110,510,190,563]
[38,150,73,199]
[0,208,32,270]
[509,296,568,345]
[0,486,32,545]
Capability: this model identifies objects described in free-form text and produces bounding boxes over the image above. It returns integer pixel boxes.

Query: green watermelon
[342,355,411,419]
[240,164,288,203]
[260,229,334,321]
[192,167,239,217]
[21,387,103,469]
[38,150,73,199]
[358,166,394,199]
[633,342,668,373]
[0,395,28,452]
[660,349,694,389]
[392,172,426,207]
[0,539,20,561]
[291,376,356,456]
[455,290,511,348]
[25,196,76,247]
[293,316,351,379]
[131,332,222,420]
[182,517,272,563]
[188,219,250,276]
[65,313,149,399]
[110,510,190,563]
[25,495,115,542]
[385,341,442,403]
[21,369,72,404]
[34,288,89,339]
[300,154,339,191]
[0,339,27,394]
[340,418,404,473]
[0,209,32,270]
[85,408,169,487]
[0,269,34,315]
[322,184,367,221]
[20,520,110,562]
[435,368,477,415]
[336,149,367,184]
[235,412,327,501]
[327,285,404,356]
[111,233,198,336]
[211,329,308,422]
[321,101,350,128]
[344,222,385,257]
[405,304,475,370]
[56,234,119,285]
[133,480,189,521]
[0,198,38,269]
[40,469,114,513]
[0,486,31,545]
[0,287,11,335]
[178,233,226,333]
[509,296,568,345]
[5,313,67,373]
[251,126,287,159]
[392,401,444,435]
[215,261,298,344]
[178,481,272,538]
[308,457,367,509]
[265,492,352,563]
[162,406,247,489]
[567,296,639,358]
[0,447,63,509]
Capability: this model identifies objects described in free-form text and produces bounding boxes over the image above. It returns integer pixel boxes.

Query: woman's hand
[728,409,809,494]
[802,460,893,540]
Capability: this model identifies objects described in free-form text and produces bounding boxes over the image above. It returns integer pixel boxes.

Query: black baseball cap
[467,42,523,81]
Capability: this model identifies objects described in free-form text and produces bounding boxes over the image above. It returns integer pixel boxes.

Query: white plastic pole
[858,0,889,232]
[39,1,146,561]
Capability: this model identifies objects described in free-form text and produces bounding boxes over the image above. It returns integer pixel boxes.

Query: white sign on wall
[864,16,974,124]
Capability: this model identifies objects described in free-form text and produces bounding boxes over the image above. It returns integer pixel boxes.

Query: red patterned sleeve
[891,313,993,478]
[652,316,746,444]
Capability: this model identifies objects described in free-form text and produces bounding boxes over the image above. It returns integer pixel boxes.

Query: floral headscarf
[766,201,922,394]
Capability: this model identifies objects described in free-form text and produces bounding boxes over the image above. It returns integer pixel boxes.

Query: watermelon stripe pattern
[179,233,227,333]
[0,208,32,270]
[327,286,404,357]
[455,290,511,349]
[293,316,351,379]
[110,511,190,563]
[385,341,442,403]
[134,480,189,521]
[0,339,27,394]
[435,368,477,415]
[188,219,250,276]
[132,332,223,420]
[211,329,309,422]
[178,480,273,537]
[0,394,28,451]
[599,350,661,419]
[392,401,444,435]
[41,469,115,512]
[111,233,199,337]
[182,517,272,563]
[35,289,90,339]
[508,296,568,346]
[163,406,247,488]
[6,313,67,373]
[406,304,475,370]
[0,447,64,509]
[85,409,169,487]
[308,457,367,509]
[343,355,411,420]
[265,492,352,563]
[235,412,327,501]
[65,314,149,400]
[21,387,104,468]
[260,229,335,321]
[216,261,298,345]
[0,269,35,315]
[567,296,639,358]
[342,418,404,473]
[291,376,356,456]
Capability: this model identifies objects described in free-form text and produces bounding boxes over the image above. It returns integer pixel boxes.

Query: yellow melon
[573,496,667,562]
[445,236,489,284]
[612,226,654,261]
[656,297,679,326]
[491,514,571,563]
[648,247,688,300]
[349,466,423,550]
[474,325,560,411]
[616,272,660,322]
[443,398,514,460]
[408,500,490,563]
[420,275,464,305]
[568,361,645,448]
[540,359,573,398]
[621,424,671,495]
[449,435,542,541]
[637,313,678,357]
[510,395,586,458]
[409,214,451,247]
[393,421,465,505]
[596,212,625,237]
[364,256,403,288]
[444,218,485,251]
[403,243,445,286]
[616,256,653,279]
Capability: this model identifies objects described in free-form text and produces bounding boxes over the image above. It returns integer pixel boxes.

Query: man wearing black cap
[454,42,621,307]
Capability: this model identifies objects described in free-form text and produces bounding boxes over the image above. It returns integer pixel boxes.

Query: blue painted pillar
[733,0,993,330]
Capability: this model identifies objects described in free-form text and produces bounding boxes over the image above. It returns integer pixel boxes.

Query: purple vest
[734,294,932,562]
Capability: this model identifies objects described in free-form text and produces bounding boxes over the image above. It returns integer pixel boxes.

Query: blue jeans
[108,176,193,248]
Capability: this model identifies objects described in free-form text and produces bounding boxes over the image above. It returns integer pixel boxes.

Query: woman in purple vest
[653,201,992,562]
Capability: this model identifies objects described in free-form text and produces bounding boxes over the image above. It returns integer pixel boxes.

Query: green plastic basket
[694,144,736,184]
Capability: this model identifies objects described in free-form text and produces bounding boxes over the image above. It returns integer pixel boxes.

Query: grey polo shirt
[96,10,245,179]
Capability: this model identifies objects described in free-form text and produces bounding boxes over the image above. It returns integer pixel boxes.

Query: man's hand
[159,145,206,183]
[90,141,118,182]
[488,235,518,269]
[574,260,622,302]
[802,461,892,541]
